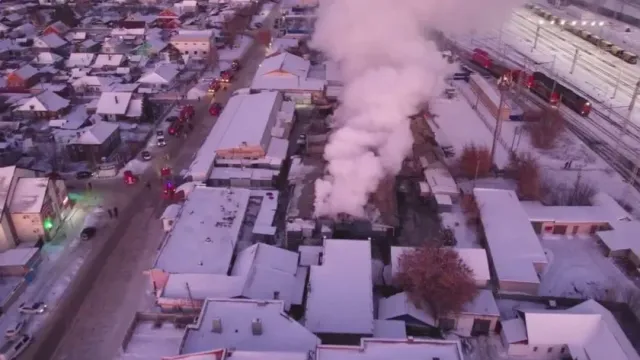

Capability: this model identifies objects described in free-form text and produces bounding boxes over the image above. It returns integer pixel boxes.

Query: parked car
[231,60,241,71]
[165,116,179,123]
[0,334,32,360]
[18,302,46,315]
[4,320,25,340]
[80,227,97,241]
[157,138,167,147]
[209,103,223,116]
[141,151,152,161]
[75,171,92,180]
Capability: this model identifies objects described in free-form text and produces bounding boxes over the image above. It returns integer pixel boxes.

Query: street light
[533,20,544,50]
[560,20,566,26]
[582,21,587,26]
[598,21,605,26]
[571,20,577,26]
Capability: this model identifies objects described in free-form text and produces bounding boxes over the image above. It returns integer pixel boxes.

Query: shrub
[395,245,478,319]
[508,152,542,200]
[543,176,597,206]
[525,109,565,149]
[459,144,492,178]
[461,194,480,224]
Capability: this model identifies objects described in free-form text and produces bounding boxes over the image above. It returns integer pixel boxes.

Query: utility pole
[490,88,507,165]
[570,49,579,74]
[625,161,639,199]
[629,80,640,112]
[532,24,541,51]
[612,68,623,99]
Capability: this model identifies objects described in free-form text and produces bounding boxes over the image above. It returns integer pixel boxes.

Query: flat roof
[0,166,16,215]
[181,299,319,354]
[187,92,280,182]
[473,188,547,285]
[9,177,48,214]
[304,239,374,335]
[0,248,39,267]
[316,338,464,360]
[118,319,184,360]
[154,187,251,274]
[390,246,491,286]
[250,190,278,236]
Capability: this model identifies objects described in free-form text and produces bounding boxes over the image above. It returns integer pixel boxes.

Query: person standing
[113,207,119,218]
[108,209,113,219]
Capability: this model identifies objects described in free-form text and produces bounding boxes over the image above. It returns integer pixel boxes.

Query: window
[193,51,198,55]
[438,318,455,331]
[552,225,567,235]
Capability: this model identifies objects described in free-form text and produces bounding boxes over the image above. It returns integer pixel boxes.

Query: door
[572,225,579,235]
[471,318,492,336]
[531,221,543,234]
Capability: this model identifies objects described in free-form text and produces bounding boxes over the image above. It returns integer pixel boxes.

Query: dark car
[165,116,179,123]
[75,171,92,180]
[80,227,97,241]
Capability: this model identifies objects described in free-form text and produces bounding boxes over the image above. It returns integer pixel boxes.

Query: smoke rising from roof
[312,0,523,218]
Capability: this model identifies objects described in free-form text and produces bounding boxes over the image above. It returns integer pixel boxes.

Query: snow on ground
[218,35,254,62]
[120,158,151,177]
[539,237,636,299]
[440,205,482,249]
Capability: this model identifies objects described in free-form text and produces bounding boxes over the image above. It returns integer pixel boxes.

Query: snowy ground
[539,237,637,299]
[218,35,254,62]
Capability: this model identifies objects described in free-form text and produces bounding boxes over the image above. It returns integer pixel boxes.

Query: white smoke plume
[312,0,523,218]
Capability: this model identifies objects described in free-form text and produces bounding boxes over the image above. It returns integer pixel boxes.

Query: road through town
[23,27,276,360]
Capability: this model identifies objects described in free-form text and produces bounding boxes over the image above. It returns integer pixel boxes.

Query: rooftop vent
[273,291,280,300]
[318,252,323,265]
[211,317,222,333]
[114,96,119,104]
[251,318,262,336]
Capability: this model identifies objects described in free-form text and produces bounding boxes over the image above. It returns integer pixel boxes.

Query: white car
[141,150,152,161]
[4,320,25,340]
[18,302,46,315]
[157,138,167,147]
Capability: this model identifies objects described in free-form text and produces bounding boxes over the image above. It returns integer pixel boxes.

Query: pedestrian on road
[108,209,113,218]
[87,182,93,191]
[146,181,152,190]
[114,207,119,218]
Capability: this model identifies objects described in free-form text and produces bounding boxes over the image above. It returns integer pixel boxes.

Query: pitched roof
[95,92,133,115]
[66,52,95,67]
[137,63,179,84]
[12,64,38,80]
[75,121,119,145]
[34,52,63,65]
[17,90,69,112]
[36,33,67,48]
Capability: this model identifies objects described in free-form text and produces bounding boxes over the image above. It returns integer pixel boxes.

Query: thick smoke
[312,0,523,218]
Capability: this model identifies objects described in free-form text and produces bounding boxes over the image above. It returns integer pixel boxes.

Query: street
[22,24,276,360]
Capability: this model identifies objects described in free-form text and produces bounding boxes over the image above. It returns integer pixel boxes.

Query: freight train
[471,48,592,116]
[525,4,638,65]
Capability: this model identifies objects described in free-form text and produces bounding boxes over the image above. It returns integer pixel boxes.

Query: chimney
[115,96,119,104]
[211,317,222,333]
[251,318,262,335]
[318,252,323,265]
[273,291,280,300]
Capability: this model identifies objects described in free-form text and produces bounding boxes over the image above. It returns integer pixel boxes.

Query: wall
[11,213,44,243]
[499,280,540,296]
[454,314,498,337]
[0,214,16,251]
[535,220,602,236]
[157,296,205,313]
[170,40,212,58]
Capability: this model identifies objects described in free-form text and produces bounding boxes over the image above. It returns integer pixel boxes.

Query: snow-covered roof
[462,289,499,316]
[74,121,119,145]
[12,64,38,80]
[111,28,146,36]
[66,52,96,68]
[423,166,458,196]
[378,292,436,326]
[71,76,117,89]
[0,248,39,267]
[316,338,464,360]
[35,33,67,48]
[0,166,16,217]
[186,91,281,182]
[93,54,125,68]
[16,91,69,112]
[251,52,325,91]
[96,92,133,115]
[390,246,491,287]
[523,300,640,360]
[34,52,62,65]
[137,63,179,84]
[500,318,527,344]
[154,187,251,274]
[304,239,374,335]
[323,60,342,84]
[181,299,319,354]
[170,30,213,42]
[473,188,547,285]
[373,319,407,339]
[9,177,48,214]
[298,245,323,266]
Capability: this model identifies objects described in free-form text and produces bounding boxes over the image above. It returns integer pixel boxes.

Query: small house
[6,65,39,89]
[64,121,121,164]
[15,91,70,119]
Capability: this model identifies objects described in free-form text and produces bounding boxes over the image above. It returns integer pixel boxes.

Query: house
[6,65,39,89]
[33,33,67,51]
[0,24,9,38]
[33,52,63,65]
[95,92,144,121]
[251,52,326,104]
[137,63,179,89]
[65,52,95,68]
[72,76,118,93]
[186,91,294,183]
[134,38,168,56]
[92,54,126,69]
[0,248,41,276]
[378,290,500,337]
[170,30,215,59]
[64,121,121,164]
[42,21,70,37]
[111,27,146,42]
[0,166,38,250]
[15,90,70,119]
[473,188,548,295]
[303,239,374,344]
[177,299,320,356]
[500,300,640,360]
[148,242,302,312]
[9,177,68,242]
[10,23,36,38]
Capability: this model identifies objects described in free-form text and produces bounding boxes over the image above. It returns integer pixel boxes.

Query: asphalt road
[23,24,276,360]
